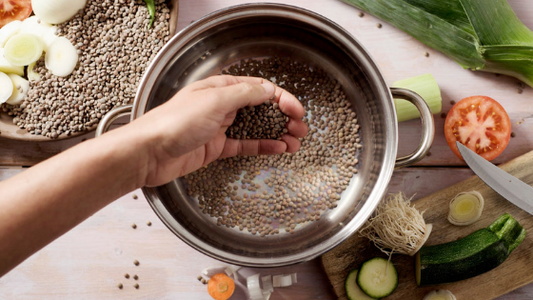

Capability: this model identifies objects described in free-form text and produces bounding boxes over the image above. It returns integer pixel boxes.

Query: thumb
[207,81,276,113]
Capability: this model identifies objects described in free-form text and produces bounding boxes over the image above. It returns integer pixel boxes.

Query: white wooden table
[1,0,533,299]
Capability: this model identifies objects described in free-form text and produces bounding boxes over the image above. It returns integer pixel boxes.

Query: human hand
[130,75,308,187]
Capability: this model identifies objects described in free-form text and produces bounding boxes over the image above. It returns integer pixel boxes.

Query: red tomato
[0,0,32,28]
[444,95,511,161]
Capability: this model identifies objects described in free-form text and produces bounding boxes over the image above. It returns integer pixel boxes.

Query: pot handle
[95,104,133,137]
[391,87,435,168]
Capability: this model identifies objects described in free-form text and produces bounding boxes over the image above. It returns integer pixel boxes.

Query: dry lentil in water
[184,56,362,237]
[1,0,171,139]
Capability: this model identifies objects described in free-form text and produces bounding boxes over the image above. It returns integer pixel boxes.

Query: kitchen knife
[456,141,533,215]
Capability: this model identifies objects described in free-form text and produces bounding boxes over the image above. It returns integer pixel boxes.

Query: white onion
[45,37,78,77]
[423,289,457,300]
[19,16,52,38]
[0,72,14,104]
[261,275,273,293]
[31,0,87,24]
[0,20,22,47]
[246,274,264,300]
[448,191,484,226]
[272,274,293,287]
[6,74,29,105]
[224,265,241,281]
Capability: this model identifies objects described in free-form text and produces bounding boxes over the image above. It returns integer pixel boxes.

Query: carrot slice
[207,273,235,300]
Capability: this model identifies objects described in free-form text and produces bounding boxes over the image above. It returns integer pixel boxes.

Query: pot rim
[133,3,398,267]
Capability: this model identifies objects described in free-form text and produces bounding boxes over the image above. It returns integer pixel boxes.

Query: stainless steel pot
[97,3,434,267]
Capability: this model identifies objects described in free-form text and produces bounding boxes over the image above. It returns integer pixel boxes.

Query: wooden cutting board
[321,150,533,300]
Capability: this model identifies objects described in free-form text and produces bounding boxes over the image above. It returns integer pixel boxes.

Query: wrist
[97,121,155,191]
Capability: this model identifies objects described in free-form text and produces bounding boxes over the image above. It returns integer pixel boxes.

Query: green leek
[393,73,442,122]
[143,0,156,28]
[340,0,533,87]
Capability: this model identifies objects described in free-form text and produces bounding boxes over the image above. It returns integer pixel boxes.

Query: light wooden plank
[2,1,533,299]
[2,0,533,167]
[2,166,532,299]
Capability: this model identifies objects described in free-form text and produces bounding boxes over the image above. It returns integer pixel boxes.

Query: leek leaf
[341,0,533,87]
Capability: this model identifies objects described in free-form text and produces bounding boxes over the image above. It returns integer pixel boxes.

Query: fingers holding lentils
[185,56,362,237]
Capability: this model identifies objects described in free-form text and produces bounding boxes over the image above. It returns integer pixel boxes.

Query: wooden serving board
[322,150,533,300]
[0,0,179,142]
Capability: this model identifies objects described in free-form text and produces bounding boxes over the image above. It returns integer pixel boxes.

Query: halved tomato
[0,0,32,28]
[444,95,511,161]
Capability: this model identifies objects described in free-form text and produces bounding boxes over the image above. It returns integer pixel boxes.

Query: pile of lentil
[184,56,362,236]
[226,100,288,140]
[0,0,171,138]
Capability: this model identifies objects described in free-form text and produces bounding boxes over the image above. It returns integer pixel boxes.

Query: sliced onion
[0,20,22,47]
[225,265,241,281]
[291,273,297,284]
[423,289,457,300]
[27,62,41,82]
[261,275,273,293]
[448,191,484,226]
[272,274,293,287]
[246,274,264,300]
[201,265,226,279]
[6,73,29,105]
[263,291,272,300]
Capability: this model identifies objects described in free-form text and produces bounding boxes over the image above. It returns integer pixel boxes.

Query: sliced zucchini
[356,257,398,298]
[345,269,376,300]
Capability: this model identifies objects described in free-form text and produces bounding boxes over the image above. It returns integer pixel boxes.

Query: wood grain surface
[1,0,533,299]
[322,151,533,300]
[1,0,532,167]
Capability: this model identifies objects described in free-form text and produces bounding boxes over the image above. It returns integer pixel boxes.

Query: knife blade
[456,141,533,215]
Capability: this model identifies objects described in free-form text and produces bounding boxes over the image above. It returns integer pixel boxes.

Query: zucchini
[416,213,526,286]
[357,257,398,298]
[345,269,376,300]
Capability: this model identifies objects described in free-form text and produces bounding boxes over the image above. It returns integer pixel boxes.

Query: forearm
[0,125,151,276]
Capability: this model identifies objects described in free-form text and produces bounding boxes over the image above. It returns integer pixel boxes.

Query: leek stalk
[340,0,533,87]
[393,73,442,122]
[143,0,156,28]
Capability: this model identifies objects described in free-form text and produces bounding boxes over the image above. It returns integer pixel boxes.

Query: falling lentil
[125,273,130,279]
[227,101,288,140]
[1,0,171,139]
[134,283,139,289]
[377,23,383,28]
[133,194,139,200]
[184,56,362,236]
[146,221,152,226]
[131,223,137,229]
[133,260,140,266]
[117,283,123,289]
[133,275,139,280]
